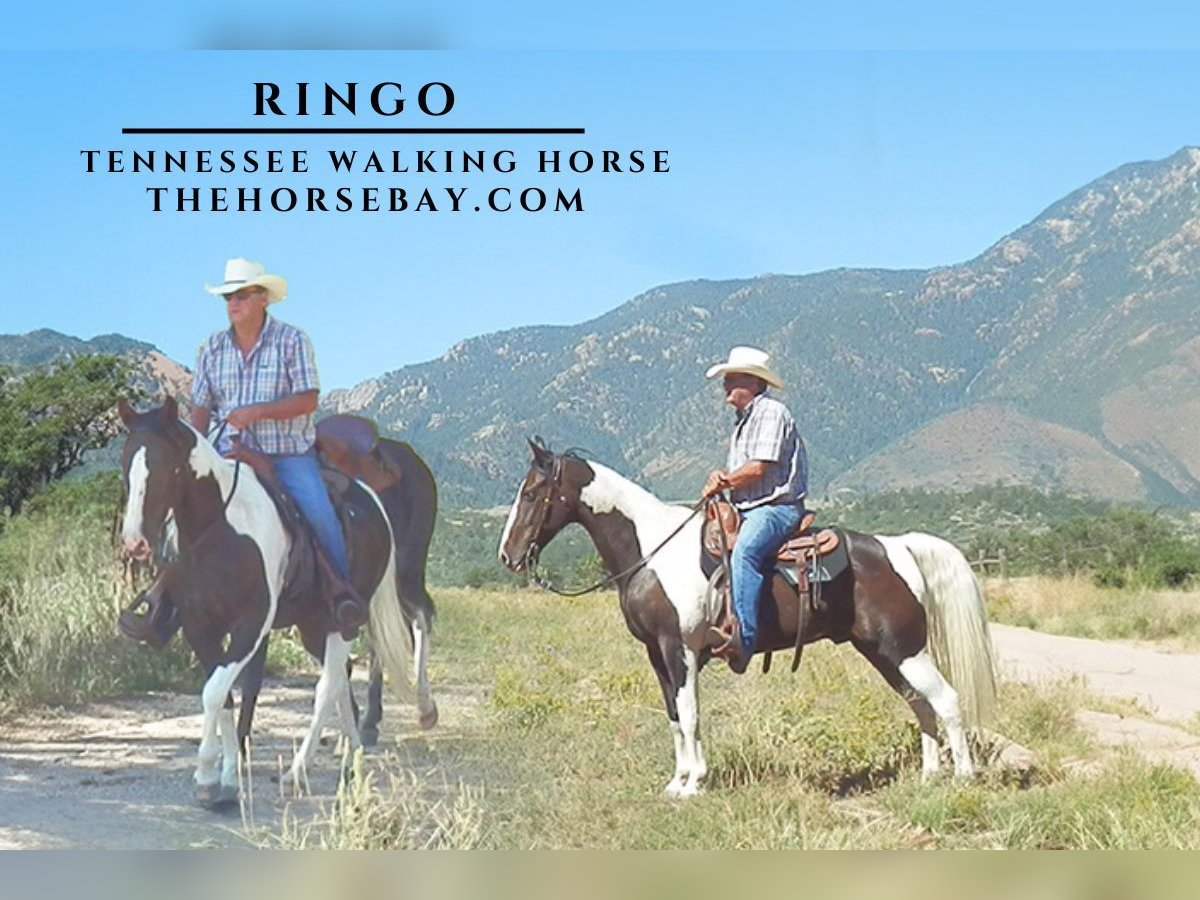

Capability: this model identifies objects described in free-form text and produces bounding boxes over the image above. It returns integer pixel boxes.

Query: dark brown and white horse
[499,442,997,798]
[117,397,413,806]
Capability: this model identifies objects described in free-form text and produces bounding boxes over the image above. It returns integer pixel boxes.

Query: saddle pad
[778,528,850,585]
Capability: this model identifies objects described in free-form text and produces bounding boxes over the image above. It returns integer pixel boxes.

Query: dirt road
[990,624,1200,779]
[0,678,482,849]
[2,626,1198,848]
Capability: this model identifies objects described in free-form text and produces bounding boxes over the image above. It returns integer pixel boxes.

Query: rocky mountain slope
[326,148,1200,506]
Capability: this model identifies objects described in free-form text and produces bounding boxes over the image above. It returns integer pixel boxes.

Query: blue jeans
[272,451,350,578]
[731,502,804,657]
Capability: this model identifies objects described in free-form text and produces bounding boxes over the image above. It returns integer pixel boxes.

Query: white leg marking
[899,652,972,778]
[664,721,687,796]
[412,612,438,726]
[920,732,941,779]
[218,707,239,788]
[668,647,704,798]
[286,634,353,786]
[196,664,240,787]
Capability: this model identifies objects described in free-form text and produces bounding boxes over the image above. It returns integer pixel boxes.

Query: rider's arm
[703,460,771,498]
[228,390,318,429]
[721,460,771,492]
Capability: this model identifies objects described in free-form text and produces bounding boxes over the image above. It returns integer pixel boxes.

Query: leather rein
[523,454,708,597]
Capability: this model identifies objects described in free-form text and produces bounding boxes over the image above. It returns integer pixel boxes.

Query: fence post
[999,548,1008,581]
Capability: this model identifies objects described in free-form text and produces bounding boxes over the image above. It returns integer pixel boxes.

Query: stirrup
[118,592,179,649]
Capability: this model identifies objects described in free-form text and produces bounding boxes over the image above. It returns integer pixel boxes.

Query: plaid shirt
[191,315,319,455]
[726,393,808,511]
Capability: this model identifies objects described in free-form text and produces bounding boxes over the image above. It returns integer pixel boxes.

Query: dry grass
[984,574,1200,647]
[279,587,1200,849]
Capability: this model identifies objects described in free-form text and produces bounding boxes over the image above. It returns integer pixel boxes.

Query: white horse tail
[364,488,415,703]
[897,532,997,729]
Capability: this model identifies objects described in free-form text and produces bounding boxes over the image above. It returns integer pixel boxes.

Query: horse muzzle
[499,542,538,574]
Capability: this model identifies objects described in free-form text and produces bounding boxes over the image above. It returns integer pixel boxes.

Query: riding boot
[706,618,751,675]
[311,540,369,640]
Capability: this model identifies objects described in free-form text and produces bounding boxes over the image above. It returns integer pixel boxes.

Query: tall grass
[272,751,486,849]
[0,474,198,705]
[291,586,1200,849]
[986,574,1200,647]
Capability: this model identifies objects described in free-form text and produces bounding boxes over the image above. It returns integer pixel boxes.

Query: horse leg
[854,640,943,780]
[646,644,687,796]
[409,608,438,730]
[189,624,262,806]
[360,653,384,747]
[235,638,268,754]
[189,630,226,804]
[650,639,705,798]
[898,651,973,779]
[284,631,358,789]
[194,621,265,806]
[678,646,706,793]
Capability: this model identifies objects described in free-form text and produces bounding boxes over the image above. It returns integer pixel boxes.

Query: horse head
[498,438,587,572]
[117,396,195,562]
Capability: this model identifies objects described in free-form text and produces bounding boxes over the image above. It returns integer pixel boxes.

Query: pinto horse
[499,442,997,798]
[117,397,414,807]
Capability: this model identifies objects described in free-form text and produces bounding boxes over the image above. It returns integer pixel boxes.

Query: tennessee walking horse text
[499,442,997,798]
[117,398,432,807]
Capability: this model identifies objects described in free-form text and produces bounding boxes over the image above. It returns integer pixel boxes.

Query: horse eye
[522,490,536,502]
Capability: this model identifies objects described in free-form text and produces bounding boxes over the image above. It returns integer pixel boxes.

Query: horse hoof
[360,726,379,748]
[419,703,439,731]
[195,781,237,810]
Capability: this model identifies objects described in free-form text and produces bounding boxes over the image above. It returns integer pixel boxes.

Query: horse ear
[527,437,552,468]
[161,395,179,421]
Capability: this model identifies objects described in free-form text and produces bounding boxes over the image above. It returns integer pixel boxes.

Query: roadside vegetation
[0,471,198,705]
[2,361,1198,846]
[984,575,1200,648]
[3,473,1198,847]
[282,587,1200,849]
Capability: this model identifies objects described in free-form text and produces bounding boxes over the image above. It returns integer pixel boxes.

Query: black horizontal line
[121,127,585,135]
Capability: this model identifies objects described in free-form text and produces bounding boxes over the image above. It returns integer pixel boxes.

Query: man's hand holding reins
[702,461,772,500]
[702,470,730,500]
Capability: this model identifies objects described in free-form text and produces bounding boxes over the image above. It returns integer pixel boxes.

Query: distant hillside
[0,329,154,370]
[13,148,1200,509]
[831,404,1148,502]
[325,148,1200,507]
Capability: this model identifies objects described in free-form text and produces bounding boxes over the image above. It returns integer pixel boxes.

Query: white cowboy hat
[203,258,288,303]
[705,346,784,389]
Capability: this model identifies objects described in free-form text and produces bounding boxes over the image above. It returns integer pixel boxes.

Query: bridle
[122,417,248,561]
[519,451,707,597]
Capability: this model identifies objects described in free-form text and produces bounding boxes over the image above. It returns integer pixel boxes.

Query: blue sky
[2,46,1199,388]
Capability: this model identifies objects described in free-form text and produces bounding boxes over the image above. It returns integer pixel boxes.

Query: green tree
[0,354,139,519]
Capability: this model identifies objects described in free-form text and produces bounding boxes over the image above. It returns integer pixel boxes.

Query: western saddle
[701,498,841,673]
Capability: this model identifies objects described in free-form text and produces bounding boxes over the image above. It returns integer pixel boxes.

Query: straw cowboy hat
[705,346,784,390]
[204,258,288,303]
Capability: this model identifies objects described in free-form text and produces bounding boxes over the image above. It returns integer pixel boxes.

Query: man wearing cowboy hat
[188,258,367,635]
[701,346,808,674]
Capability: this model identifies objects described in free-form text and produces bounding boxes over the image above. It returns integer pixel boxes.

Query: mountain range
[9,147,1200,508]
[322,147,1200,506]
